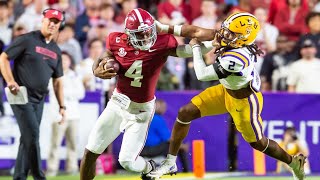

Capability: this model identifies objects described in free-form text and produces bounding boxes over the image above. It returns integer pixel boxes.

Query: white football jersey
[218,47,261,91]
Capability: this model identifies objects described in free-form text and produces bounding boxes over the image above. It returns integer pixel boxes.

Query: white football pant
[86,91,155,172]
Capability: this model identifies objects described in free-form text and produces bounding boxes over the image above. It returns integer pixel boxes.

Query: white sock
[167,154,177,162]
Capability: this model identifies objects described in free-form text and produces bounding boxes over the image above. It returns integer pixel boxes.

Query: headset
[42,8,66,31]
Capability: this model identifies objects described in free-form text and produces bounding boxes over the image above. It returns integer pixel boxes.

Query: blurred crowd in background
[1,0,320,96]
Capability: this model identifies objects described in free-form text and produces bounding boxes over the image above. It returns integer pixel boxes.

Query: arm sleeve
[192,45,219,81]
[5,35,27,60]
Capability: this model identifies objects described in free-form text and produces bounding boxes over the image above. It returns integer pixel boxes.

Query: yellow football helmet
[218,12,260,48]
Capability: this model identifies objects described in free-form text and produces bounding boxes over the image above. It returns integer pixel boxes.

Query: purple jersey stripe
[222,54,246,69]
[252,92,263,137]
[248,95,259,141]
[229,50,251,66]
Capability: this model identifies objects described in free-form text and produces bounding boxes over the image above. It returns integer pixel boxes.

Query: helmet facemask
[126,23,157,51]
[216,27,238,48]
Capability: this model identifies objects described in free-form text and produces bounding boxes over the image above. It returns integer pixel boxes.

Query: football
[103,59,120,73]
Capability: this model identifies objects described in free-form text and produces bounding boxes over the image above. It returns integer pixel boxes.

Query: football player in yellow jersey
[149,12,306,180]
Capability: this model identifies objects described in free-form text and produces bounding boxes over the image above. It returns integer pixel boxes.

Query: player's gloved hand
[93,59,117,79]
[155,20,169,33]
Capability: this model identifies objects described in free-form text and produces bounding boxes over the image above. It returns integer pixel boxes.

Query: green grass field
[0,173,318,180]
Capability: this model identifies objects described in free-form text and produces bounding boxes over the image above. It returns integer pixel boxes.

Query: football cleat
[141,160,156,180]
[147,159,177,179]
[289,154,306,180]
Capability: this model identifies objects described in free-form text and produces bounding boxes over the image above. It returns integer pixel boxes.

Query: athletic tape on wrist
[173,25,182,36]
[162,24,169,33]
[156,20,169,33]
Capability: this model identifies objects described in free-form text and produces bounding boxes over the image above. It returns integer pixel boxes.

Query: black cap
[301,39,316,48]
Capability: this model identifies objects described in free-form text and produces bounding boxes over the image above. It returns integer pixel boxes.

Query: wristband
[173,25,182,36]
[59,105,66,110]
[192,44,201,49]
[155,20,169,33]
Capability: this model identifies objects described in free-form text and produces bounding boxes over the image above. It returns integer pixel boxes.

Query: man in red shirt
[79,8,215,180]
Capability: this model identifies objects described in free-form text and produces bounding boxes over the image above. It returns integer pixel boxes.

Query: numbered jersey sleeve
[219,50,251,73]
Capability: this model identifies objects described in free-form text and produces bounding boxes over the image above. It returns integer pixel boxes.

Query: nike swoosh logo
[148,49,157,52]
[169,166,175,171]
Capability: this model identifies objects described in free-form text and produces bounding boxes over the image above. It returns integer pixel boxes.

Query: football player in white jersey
[149,12,306,180]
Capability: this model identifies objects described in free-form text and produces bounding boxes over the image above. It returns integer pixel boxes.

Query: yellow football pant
[191,84,264,142]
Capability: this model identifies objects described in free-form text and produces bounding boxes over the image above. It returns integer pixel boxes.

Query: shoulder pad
[220,50,251,72]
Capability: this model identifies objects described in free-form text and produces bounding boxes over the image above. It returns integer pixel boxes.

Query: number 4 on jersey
[125,60,144,87]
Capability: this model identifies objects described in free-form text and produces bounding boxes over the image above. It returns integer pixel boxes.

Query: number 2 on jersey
[125,60,143,87]
[228,61,236,70]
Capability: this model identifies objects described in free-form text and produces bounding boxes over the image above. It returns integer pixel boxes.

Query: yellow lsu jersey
[218,47,261,91]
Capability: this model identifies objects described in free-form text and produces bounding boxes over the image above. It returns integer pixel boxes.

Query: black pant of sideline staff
[11,99,46,180]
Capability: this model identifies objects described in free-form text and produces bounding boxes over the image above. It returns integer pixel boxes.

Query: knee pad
[119,160,134,171]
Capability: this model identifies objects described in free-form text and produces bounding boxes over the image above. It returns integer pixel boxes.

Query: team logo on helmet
[218,12,260,48]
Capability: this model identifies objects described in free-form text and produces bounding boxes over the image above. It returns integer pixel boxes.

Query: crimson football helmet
[125,8,157,50]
